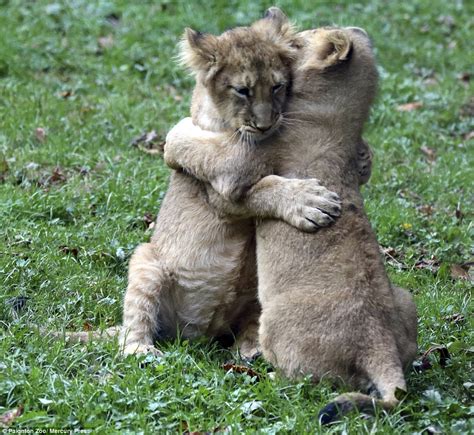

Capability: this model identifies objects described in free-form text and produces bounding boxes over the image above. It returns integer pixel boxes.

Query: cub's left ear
[309,29,352,70]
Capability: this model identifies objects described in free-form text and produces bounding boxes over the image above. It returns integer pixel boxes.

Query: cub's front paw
[282,178,341,232]
[122,343,163,358]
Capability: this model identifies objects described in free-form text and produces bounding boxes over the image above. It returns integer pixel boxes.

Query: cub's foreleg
[121,242,172,356]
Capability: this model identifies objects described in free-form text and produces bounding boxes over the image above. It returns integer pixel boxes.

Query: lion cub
[120,12,341,356]
[165,22,417,422]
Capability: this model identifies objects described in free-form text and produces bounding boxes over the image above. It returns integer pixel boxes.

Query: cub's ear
[307,29,352,70]
[262,6,288,32]
[255,6,295,39]
[179,28,218,74]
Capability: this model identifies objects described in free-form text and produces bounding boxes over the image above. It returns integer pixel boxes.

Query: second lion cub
[165,18,417,422]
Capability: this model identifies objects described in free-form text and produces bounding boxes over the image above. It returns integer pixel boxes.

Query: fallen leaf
[50,167,66,183]
[131,130,165,155]
[39,167,67,187]
[35,127,46,142]
[83,322,93,331]
[59,245,79,257]
[444,313,466,324]
[464,131,474,141]
[458,72,470,83]
[0,405,23,427]
[380,246,406,269]
[420,145,436,161]
[0,153,9,182]
[415,257,440,273]
[143,212,155,228]
[222,362,260,379]
[455,201,463,221]
[59,90,73,99]
[98,35,114,49]
[450,263,472,282]
[420,345,451,370]
[417,204,434,215]
[460,98,474,117]
[397,101,423,112]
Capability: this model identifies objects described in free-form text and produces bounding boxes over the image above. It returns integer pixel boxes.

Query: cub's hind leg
[392,285,418,369]
[121,242,173,356]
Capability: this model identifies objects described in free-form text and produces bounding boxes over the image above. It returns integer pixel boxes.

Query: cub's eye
[272,83,284,94]
[232,86,250,97]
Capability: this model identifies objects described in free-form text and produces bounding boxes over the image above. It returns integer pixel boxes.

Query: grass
[0,0,472,432]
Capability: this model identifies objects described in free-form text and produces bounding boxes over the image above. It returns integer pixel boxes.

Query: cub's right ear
[179,28,218,74]
[263,6,288,32]
[303,29,352,71]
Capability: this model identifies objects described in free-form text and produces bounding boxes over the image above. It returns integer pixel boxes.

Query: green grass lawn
[0,0,472,432]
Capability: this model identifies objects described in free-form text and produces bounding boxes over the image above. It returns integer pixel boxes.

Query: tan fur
[120,11,342,357]
[165,22,417,421]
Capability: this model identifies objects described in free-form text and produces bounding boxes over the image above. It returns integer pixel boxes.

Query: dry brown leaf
[460,98,474,117]
[450,263,472,281]
[380,246,406,269]
[98,35,114,49]
[464,131,474,141]
[35,127,46,143]
[414,345,451,372]
[397,101,423,112]
[83,322,93,331]
[59,245,79,257]
[131,130,165,155]
[417,204,434,215]
[443,313,466,324]
[420,145,437,161]
[39,167,68,187]
[422,345,451,368]
[222,362,260,379]
[0,154,9,182]
[458,72,471,83]
[415,257,440,272]
[455,201,463,221]
[59,90,73,99]
[0,405,24,427]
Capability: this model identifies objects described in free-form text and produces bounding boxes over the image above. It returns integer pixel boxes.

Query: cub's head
[180,7,297,143]
[295,26,378,125]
